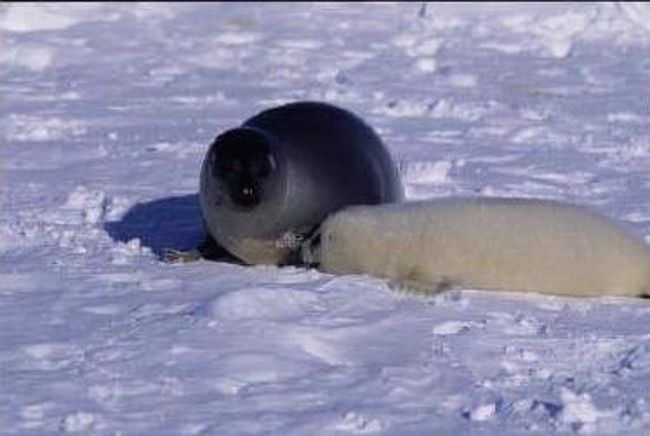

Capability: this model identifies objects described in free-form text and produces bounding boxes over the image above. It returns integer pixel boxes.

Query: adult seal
[166,101,403,265]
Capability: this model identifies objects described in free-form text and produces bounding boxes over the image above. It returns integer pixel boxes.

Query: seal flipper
[162,235,243,264]
[162,247,202,264]
[389,274,459,296]
[298,225,323,268]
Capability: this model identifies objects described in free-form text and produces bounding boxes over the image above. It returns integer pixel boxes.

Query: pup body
[316,198,650,297]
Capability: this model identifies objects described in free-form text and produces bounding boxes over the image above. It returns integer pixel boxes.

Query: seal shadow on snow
[104,194,206,257]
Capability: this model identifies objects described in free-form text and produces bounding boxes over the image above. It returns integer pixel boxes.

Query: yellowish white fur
[316,198,650,297]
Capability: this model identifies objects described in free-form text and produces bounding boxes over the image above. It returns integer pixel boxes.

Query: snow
[1,2,650,434]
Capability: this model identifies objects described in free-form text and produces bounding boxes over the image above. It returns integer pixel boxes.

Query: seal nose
[227,176,260,207]
[211,127,277,209]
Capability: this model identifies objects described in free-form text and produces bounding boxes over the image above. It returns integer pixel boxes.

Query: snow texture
[1,2,650,435]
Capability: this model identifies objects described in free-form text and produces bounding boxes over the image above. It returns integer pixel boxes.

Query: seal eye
[211,128,276,209]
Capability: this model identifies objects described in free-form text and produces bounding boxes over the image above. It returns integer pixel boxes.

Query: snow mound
[400,160,453,185]
[3,115,86,142]
[0,44,55,72]
[62,186,112,225]
[0,3,117,33]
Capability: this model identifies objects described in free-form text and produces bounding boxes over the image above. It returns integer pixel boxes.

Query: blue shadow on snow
[104,194,206,257]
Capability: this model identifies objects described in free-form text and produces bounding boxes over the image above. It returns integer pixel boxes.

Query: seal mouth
[211,128,277,209]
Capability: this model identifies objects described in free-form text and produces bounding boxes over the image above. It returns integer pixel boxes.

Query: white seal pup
[307,198,650,297]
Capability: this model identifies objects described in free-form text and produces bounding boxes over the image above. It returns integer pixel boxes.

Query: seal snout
[211,127,277,209]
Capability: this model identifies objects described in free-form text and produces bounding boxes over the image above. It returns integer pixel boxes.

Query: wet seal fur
[306,197,650,298]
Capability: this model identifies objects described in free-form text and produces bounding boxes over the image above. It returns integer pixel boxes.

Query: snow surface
[2,2,650,434]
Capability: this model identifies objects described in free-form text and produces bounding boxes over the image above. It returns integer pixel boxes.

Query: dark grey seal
[165,101,403,265]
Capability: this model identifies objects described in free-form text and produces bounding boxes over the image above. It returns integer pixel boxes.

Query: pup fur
[316,198,650,297]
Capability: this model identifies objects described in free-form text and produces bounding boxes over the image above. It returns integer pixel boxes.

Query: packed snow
[1,2,650,434]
